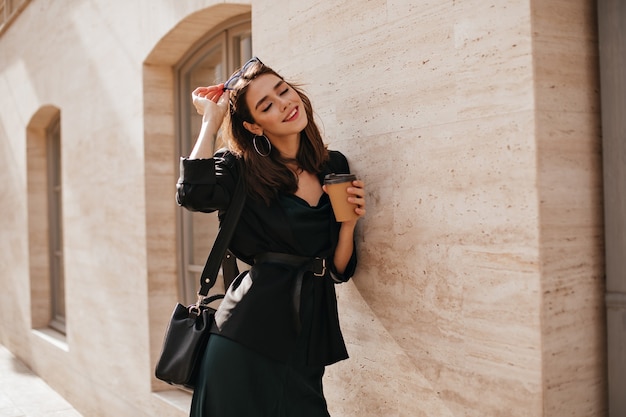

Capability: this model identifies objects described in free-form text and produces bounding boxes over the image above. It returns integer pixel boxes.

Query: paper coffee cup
[324,173,358,222]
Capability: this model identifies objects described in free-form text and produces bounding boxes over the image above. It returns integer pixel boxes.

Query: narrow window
[47,116,66,333]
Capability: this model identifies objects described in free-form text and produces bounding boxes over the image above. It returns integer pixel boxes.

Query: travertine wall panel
[255,0,602,416]
[532,0,605,416]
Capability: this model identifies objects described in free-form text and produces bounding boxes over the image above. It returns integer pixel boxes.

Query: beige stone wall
[532,1,605,415]
[0,1,605,417]
[257,1,604,416]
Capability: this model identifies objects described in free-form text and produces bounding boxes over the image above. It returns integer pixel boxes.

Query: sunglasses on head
[223,57,263,91]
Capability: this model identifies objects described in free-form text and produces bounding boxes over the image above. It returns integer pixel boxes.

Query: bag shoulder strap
[198,159,246,296]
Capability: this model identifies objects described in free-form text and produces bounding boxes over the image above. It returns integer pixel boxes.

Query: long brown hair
[223,61,328,205]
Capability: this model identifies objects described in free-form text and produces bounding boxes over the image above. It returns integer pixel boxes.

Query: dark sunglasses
[223,57,263,91]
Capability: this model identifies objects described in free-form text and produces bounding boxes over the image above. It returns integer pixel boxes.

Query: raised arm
[176,84,236,213]
[189,84,229,159]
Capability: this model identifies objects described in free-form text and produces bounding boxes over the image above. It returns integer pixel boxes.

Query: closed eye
[261,88,290,112]
[258,82,290,112]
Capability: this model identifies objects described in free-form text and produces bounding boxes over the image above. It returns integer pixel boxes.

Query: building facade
[0,0,619,416]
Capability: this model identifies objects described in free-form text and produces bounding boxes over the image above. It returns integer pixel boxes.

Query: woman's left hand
[323,179,366,227]
[328,179,365,274]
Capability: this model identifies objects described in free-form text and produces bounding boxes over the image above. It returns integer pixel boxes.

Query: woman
[176,57,366,417]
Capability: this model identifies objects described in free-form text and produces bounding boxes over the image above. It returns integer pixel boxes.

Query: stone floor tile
[0,346,82,417]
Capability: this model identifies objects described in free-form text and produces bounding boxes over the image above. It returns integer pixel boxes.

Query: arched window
[27,106,66,336]
[46,116,65,333]
[176,19,252,305]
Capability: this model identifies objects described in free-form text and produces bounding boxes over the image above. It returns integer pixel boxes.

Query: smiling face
[242,73,308,142]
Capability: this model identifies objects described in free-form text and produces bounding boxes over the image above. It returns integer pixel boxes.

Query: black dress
[190,193,335,417]
[177,151,355,368]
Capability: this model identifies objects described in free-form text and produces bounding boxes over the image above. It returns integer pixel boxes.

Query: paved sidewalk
[0,345,83,417]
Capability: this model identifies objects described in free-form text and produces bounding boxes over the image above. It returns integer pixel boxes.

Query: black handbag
[155,161,245,389]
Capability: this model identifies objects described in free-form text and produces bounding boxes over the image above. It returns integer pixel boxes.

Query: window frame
[46,115,66,334]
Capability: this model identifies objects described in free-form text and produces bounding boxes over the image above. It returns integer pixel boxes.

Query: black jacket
[176,150,357,366]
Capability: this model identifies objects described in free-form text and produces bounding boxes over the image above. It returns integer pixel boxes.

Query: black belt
[254,252,327,331]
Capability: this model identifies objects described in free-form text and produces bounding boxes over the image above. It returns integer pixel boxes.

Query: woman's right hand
[192,84,229,122]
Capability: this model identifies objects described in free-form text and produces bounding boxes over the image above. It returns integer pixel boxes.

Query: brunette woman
[177,57,366,417]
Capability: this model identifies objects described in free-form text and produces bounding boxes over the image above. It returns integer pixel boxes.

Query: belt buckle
[313,257,326,277]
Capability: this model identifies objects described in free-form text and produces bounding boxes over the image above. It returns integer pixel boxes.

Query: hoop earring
[253,134,271,157]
